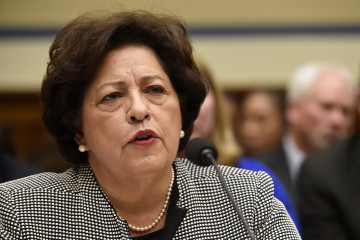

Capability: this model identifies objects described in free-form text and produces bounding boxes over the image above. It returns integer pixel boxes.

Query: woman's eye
[102,92,122,101]
[147,85,165,94]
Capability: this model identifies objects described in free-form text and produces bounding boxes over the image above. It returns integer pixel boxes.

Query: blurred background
[1,0,359,171]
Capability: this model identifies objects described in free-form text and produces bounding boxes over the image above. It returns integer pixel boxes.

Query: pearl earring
[180,130,185,139]
[78,144,86,152]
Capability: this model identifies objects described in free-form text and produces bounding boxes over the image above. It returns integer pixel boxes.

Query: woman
[235,90,286,158]
[0,11,300,239]
[184,56,241,166]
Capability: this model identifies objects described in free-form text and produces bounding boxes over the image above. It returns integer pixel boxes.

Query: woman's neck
[92,163,174,235]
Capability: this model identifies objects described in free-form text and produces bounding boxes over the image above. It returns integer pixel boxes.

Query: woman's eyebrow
[97,74,166,92]
[98,81,126,91]
[141,74,166,82]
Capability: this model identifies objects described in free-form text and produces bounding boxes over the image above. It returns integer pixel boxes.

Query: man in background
[259,62,358,208]
[297,84,360,239]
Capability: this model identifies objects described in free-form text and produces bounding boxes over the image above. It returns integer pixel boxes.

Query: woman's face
[236,92,284,157]
[76,45,182,176]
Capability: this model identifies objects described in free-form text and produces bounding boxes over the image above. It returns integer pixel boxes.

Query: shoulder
[237,157,288,195]
[0,166,81,230]
[0,165,84,228]
[178,157,270,178]
[175,158,274,199]
[174,158,300,238]
[0,166,80,194]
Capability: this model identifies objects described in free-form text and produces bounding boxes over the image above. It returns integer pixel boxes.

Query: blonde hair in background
[195,56,241,166]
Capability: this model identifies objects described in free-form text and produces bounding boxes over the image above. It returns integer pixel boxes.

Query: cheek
[267,118,282,133]
[296,104,320,126]
[307,110,326,126]
[198,97,214,120]
[160,100,182,132]
[200,92,216,117]
[159,103,182,155]
[193,107,216,139]
[82,112,125,146]
[298,112,325,138]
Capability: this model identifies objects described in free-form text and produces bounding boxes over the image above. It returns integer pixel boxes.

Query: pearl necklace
[120,168,174,232]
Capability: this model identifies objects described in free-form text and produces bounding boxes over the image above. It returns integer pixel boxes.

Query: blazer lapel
[162,179,187,240]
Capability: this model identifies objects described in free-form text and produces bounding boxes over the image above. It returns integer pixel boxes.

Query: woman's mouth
[130,129,158,146]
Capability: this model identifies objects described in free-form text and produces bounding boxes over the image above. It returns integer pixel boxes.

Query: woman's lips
[130,129,158,146]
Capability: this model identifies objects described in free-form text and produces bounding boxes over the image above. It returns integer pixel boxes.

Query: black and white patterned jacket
[0,158,300,239]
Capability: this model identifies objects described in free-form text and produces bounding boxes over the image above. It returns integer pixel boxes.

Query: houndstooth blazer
[0,158,301,239]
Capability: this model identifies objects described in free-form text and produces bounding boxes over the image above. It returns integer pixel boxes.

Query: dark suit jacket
[258,145,298,206]
[0,152,41,183]
[298,131,360,240]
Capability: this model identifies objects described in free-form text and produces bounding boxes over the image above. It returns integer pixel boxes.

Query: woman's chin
[127,158,169,174]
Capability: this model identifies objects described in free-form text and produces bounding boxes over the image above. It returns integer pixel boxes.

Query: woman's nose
[127,93,150,123]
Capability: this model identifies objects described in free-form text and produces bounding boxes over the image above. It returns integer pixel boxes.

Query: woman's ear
[74,133,85,146]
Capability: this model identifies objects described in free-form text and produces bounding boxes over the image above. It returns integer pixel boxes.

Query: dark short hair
[41,10,207,164]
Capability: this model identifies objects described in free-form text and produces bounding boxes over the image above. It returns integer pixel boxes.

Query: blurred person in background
[234,89,286,158]
[297,84,360,240]
[0,122,41,183]
[184,59,301,232]
[182,56,241,166]
[259,61,358,210]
